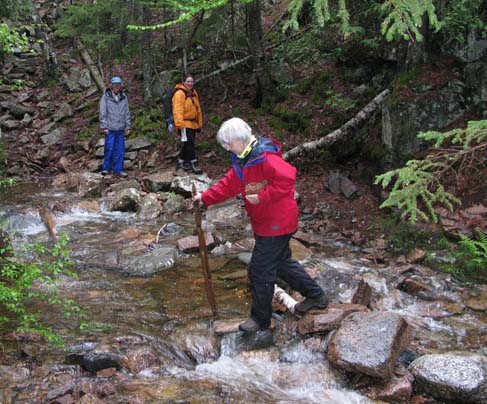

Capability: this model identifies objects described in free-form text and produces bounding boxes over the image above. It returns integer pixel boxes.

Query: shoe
[116,171,128,178]
[294,295,329,314]
[101,170,109,175]
[190,160,202,174]
[238,317,262,333]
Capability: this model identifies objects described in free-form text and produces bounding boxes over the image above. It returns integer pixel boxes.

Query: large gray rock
[78,172,105,198]
[170,173,212,196]
[143,171,173,192]
[0,101,34,119]
[382,80,466,163]
[409,353,487,403]
[327,311,413,379]
[205,198,244,228]
[111,188,142,212]
[120,245,177,276]
[137,193,162,220]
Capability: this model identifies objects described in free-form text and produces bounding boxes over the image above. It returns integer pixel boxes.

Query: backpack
[163,87,191,133]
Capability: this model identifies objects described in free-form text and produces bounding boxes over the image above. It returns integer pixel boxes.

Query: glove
[196,128,201,133]
[167,123,175,133]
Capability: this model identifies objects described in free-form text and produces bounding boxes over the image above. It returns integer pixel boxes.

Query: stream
[1,180,486,403]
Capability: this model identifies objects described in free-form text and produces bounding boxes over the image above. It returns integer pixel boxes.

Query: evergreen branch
[375,120,486,223]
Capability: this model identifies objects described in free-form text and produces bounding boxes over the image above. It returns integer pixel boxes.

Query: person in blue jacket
[99,76,131,177]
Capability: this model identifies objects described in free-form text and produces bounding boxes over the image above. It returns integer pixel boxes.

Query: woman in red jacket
[194,117,328,332]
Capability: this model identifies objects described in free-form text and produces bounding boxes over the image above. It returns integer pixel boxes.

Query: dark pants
[249,233,324,328]
[179,128,196,162]
[103,130,125,173]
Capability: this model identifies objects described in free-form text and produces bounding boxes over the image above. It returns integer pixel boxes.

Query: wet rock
[170,326,220,364]
[213,320,242,335]
[409,353,487,403]
[177,233,215,253]
[170,173,212,196]
[78,173,104,198]
[108,179,141,193]
[397,277,432,297]
[297,303,369,335]
[365,374,413,403]
[143,171,173,192]
[327,311,413,379]
[120,245,177,276]
[161,191,186,213]
[315,267,360,303]
[111,188,142,212]
[121,347,161,373]
[137,193,162,220]
[82,352,123,373]
[351,279,373,307]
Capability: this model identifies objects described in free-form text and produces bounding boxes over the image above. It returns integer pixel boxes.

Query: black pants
[179,128,196,162]
[249,233,324,328]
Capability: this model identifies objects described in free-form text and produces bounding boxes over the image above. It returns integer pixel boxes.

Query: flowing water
[1,181,486,403]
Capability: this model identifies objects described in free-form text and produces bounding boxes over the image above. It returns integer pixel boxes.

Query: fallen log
[283,89,391,161]
[77,40,106,93]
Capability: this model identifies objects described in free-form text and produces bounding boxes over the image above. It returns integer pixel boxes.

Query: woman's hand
[245,194,260,204]
[192,192,202,202]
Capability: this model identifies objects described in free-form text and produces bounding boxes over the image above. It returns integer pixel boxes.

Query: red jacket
[201,137,298,236]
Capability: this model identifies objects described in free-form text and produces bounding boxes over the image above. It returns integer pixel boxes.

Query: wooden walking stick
[192,183,217,315]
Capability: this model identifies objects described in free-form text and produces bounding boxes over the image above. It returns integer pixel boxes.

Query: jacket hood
[232,136,282,180]
[105,88,126,100]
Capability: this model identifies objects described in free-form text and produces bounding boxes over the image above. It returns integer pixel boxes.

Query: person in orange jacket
[193,117,328,333]
[173,74,203,174]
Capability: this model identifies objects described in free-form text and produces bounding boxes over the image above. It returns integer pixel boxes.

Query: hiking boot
[190,160,202,174]
[101,170,110,175]
[238,317,262,333]
[294,295,329,315]
[116,171,128,178]
[182,162,192,172]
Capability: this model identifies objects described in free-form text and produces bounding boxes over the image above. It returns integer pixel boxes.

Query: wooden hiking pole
[192,183,217,315]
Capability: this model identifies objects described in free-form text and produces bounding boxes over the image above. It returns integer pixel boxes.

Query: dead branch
[77,40,106,92]
[283,89,391,161]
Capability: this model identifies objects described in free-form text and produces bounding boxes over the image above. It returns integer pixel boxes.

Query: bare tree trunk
[182,11,205,75]
[142,4,153,104]
[246,0,274,107]
[32,10,58,80]
[283,89,391,161]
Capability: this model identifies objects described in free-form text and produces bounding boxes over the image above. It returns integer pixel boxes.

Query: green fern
[456,230,487,272]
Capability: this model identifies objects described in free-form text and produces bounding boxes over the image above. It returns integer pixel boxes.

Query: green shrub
[0,233,85,345]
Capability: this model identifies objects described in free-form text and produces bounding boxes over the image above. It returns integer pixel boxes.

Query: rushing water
[1,180,486,403]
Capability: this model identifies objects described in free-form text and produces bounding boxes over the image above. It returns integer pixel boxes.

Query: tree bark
[283,89,391,161]
[246,0,274,107]
[142,4,153,104]
[32,10,58,80]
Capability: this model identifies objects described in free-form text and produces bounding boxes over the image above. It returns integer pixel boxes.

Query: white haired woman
[194,117,328,332]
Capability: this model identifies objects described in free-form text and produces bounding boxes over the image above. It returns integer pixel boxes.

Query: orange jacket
[172,83,203,130]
